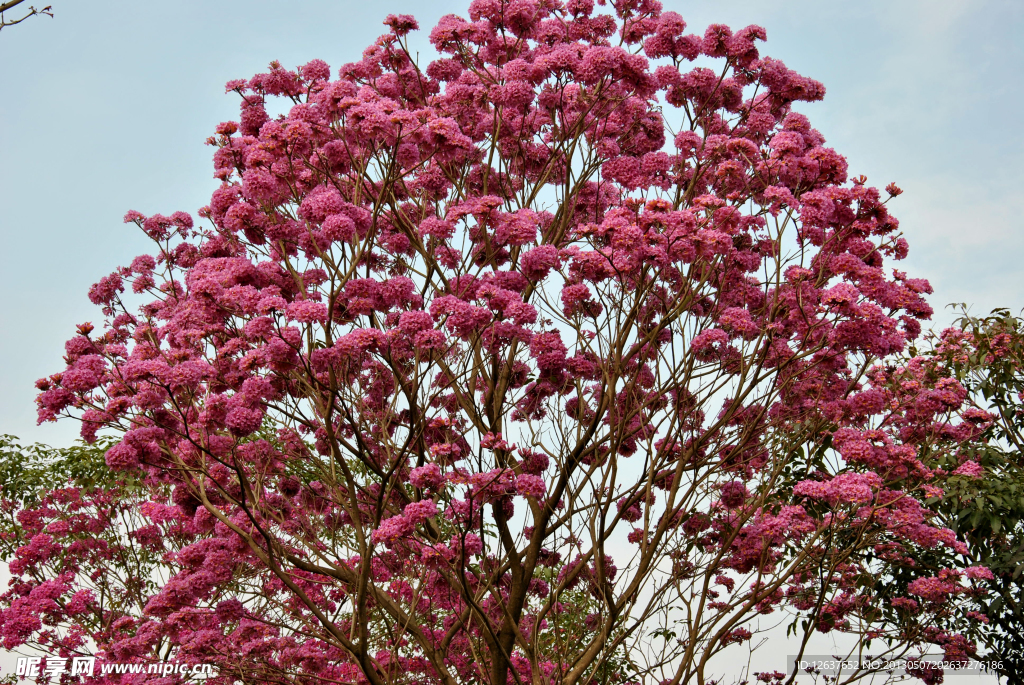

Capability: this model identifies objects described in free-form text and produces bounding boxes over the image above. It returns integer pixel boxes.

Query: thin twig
[0,0,53,32]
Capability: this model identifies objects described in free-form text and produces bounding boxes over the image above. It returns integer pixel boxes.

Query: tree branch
[0,0,52,31]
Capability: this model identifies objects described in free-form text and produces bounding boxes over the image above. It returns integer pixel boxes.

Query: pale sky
[1,0,1021,450]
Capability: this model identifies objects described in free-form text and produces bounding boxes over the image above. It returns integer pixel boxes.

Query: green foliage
[0,434,125,509]
[926,309,1024,682]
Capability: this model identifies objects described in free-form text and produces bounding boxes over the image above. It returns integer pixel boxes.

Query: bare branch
[0,0,52,32]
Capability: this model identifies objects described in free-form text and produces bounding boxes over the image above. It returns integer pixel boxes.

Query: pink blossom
[403,500,438,524]
[285,300,328,324]
[515,474,546,499]
[409,463,444,489]
[372,515,413,545]
[952,460,984,478]
[719,481,748,509]
[964,566,994,581]
[519,245,560,281]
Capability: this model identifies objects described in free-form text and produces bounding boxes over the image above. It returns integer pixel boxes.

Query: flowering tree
[863,310,1024,684]
[0,437,163,670]
[12,1,994,683]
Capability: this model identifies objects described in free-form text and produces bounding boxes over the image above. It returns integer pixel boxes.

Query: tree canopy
[0,2,1007,684]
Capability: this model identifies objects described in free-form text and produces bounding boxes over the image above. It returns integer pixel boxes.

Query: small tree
[878,310,1024,684]
[0,437,161,661]
[14,2,992,683]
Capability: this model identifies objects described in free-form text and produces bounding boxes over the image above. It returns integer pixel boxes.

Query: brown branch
[0,0,52,31]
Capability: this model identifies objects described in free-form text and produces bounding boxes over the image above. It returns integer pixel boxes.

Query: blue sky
[1,0,1022,447]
